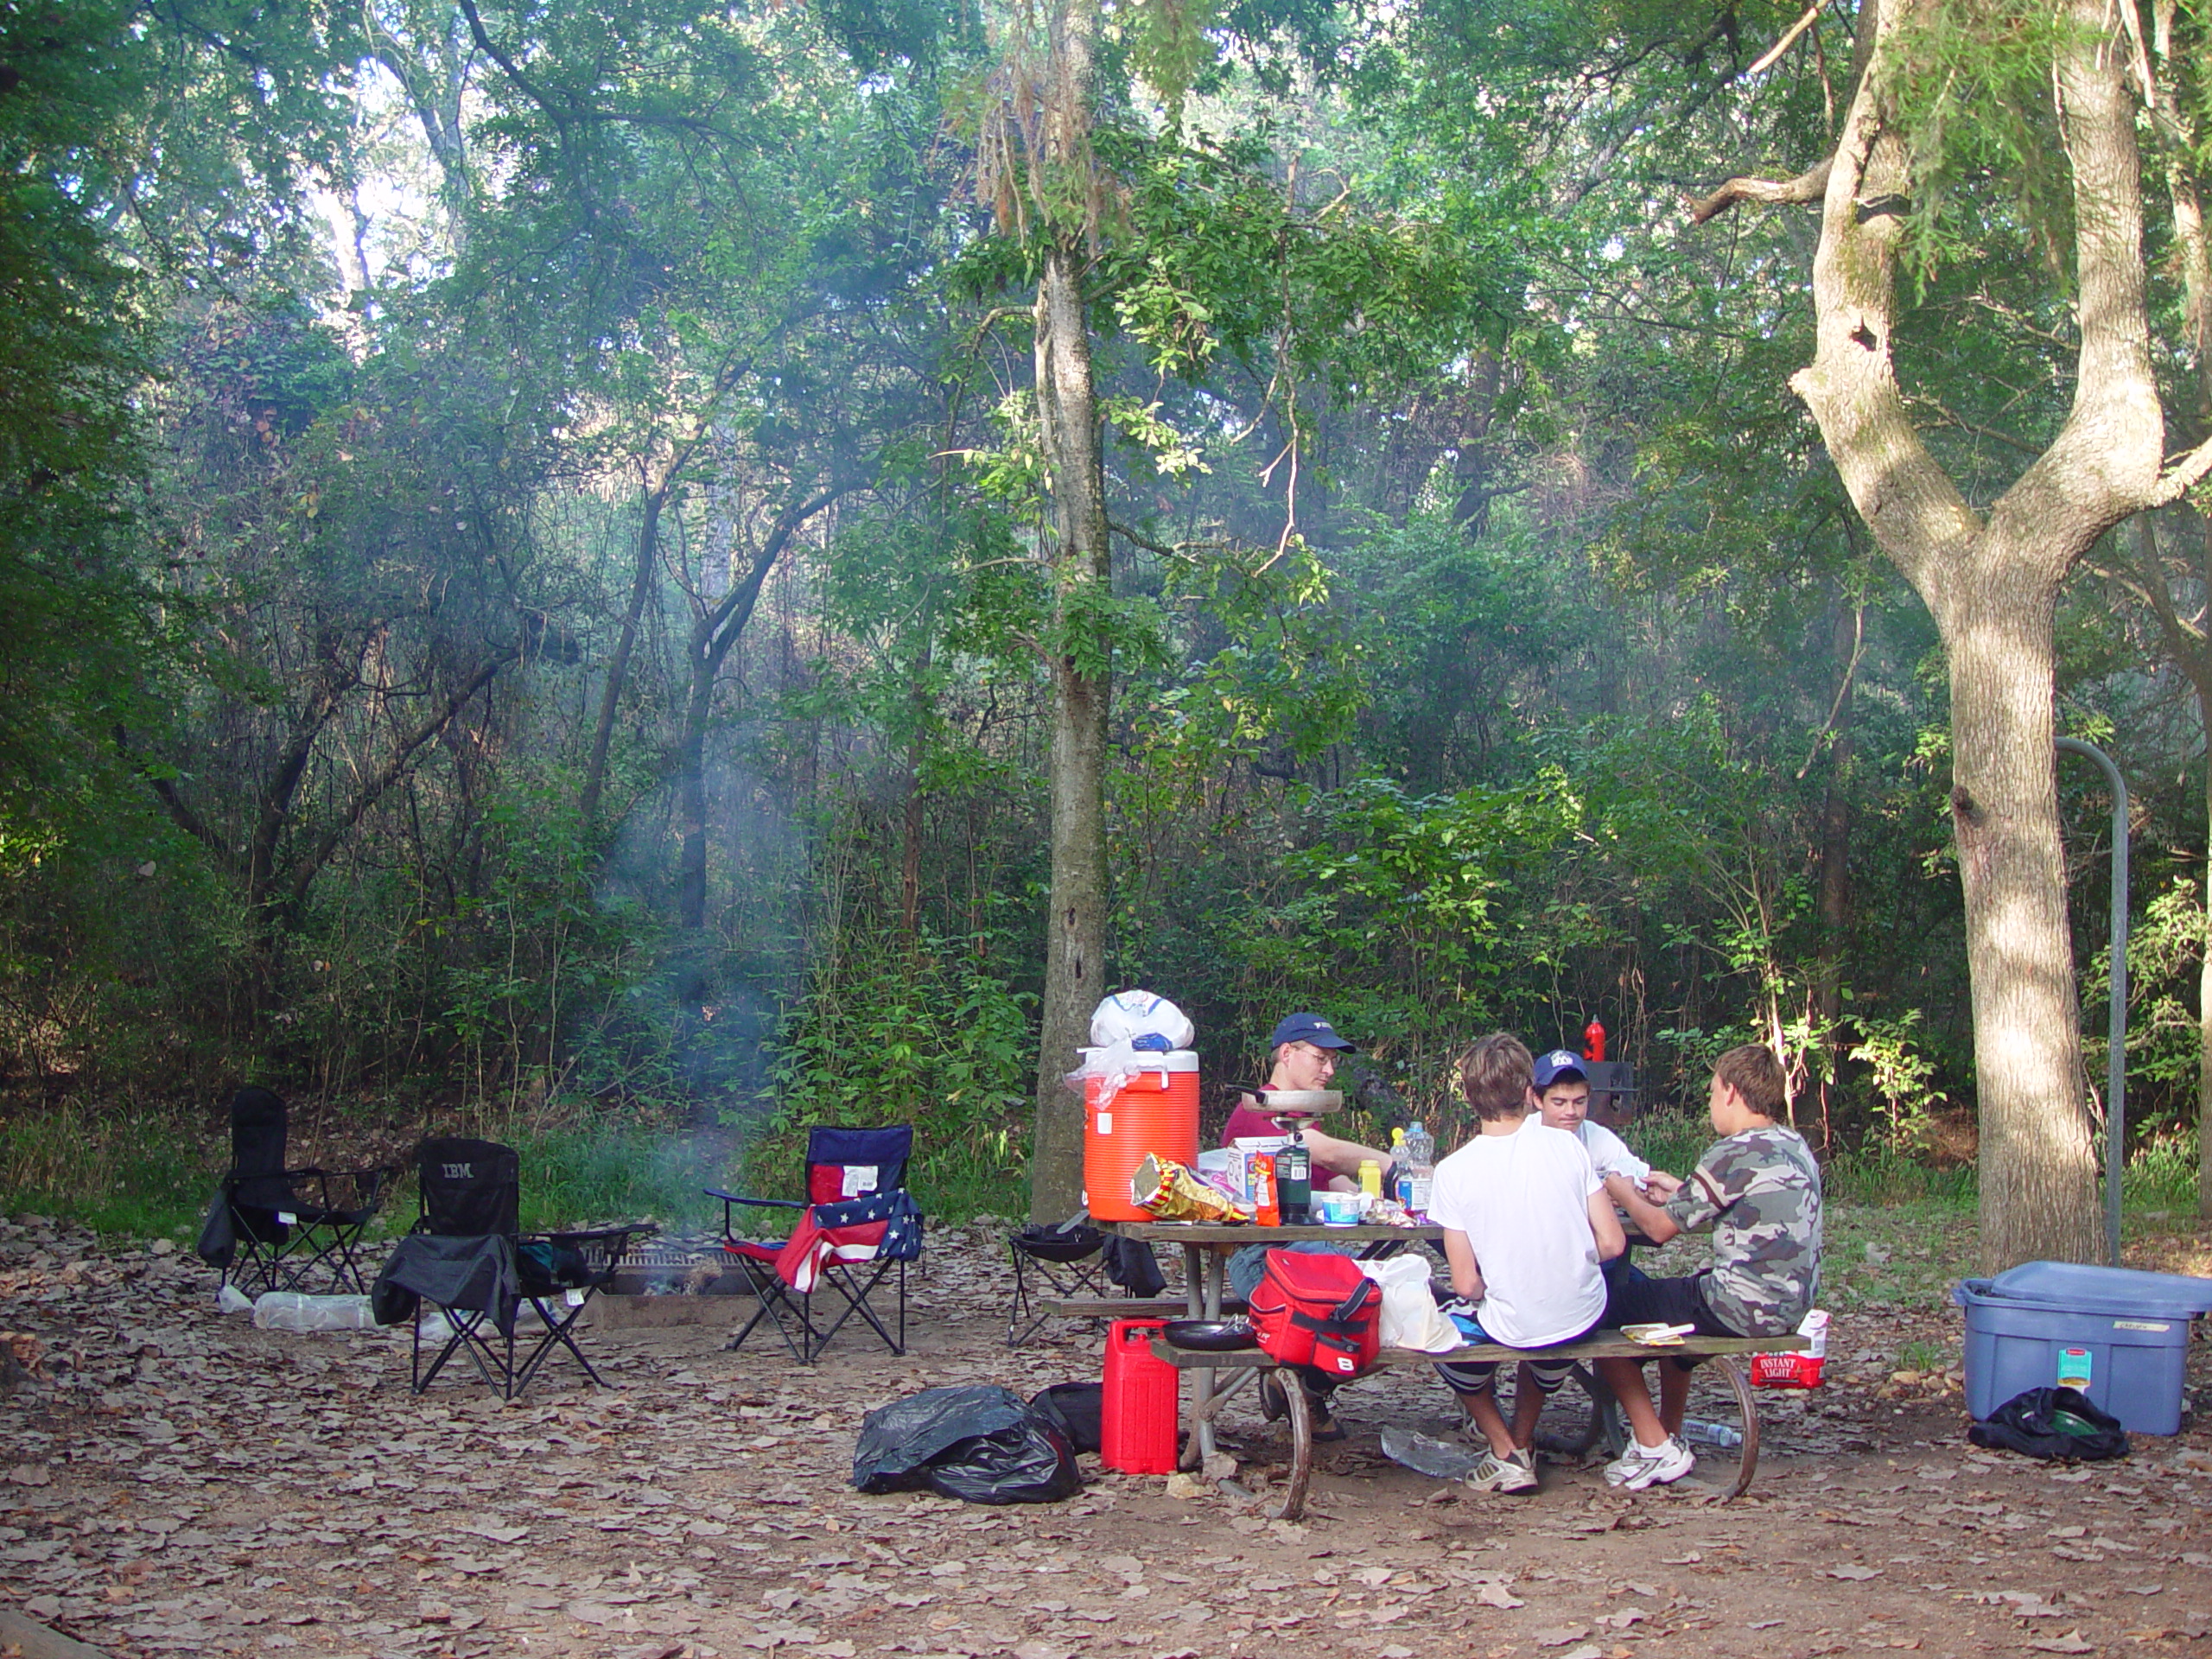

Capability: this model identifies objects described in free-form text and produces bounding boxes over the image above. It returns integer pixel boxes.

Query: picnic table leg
[1713,1356,1760,1500]
[1272,1366,1313,1522]
[1179,1243,1212,1471]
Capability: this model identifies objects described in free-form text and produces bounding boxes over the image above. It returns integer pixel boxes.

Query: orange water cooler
[1082,1049,1199,1222]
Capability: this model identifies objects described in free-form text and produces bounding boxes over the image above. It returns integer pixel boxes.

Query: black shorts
[1604,1267,1742,1371]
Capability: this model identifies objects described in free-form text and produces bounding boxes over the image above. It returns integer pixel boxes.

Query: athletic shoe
[1465,1446,1538,1494]
[1603,1436,1696,1490]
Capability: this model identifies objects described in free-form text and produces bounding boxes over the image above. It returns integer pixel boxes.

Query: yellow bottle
[1358,1159,1383,1199]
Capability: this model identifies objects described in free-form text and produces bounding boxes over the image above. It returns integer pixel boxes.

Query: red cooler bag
[1249,1249,1382,1379]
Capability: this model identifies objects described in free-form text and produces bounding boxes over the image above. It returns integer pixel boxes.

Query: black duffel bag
[1967,1386,2129,1461]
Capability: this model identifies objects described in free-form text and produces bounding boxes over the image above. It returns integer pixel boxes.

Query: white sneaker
[1604,1436,1695,1491]
[1465,1446,1538,1494]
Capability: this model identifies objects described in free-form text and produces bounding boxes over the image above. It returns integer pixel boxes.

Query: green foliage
[507,1120,720,1234]
[747,931,1038,1219]
[1847,1009,1949,1151]
[0,1103,214,1240]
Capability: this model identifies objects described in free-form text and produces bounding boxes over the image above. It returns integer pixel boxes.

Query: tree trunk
[2201,704,2212,1217]
[1023,0,1113,1225]
[582,481,665,830]
[1028,229,1113,1224]
[1787,0,2169,1269]
[1942,580,2102,1267]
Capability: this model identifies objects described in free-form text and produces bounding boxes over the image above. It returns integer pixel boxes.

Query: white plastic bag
[1359,1256,1460,1352]
[1067,991,1196,1101]
[1088,991,1193,1050]
[215,1283,255,1314]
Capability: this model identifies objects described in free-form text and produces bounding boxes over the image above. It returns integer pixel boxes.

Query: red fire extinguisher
[1584,1019,1606,1064]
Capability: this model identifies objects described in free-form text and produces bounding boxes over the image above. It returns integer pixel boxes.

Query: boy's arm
[1440,1228,1486,1302]
[1586,1188,1626,1261]
[1604,1171,1681,1243]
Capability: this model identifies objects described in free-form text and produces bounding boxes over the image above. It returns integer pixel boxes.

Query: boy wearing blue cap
[1531,1050,1668,1195]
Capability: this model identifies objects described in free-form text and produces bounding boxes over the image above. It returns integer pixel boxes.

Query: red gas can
[1101,1319,1179,1474]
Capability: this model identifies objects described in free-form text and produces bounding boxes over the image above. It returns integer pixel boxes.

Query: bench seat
[1145,1327,1810,1519]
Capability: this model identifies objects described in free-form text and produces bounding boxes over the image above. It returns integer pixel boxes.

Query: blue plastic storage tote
[1953,1261,2212,1436]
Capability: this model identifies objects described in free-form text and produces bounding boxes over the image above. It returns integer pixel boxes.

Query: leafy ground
[0,1205,2209,1659]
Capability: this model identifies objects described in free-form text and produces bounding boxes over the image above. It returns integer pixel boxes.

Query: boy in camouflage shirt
[1592,1045,1822,1490]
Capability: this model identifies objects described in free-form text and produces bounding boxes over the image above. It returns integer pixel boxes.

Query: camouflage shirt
[1664,1125,1822,1338]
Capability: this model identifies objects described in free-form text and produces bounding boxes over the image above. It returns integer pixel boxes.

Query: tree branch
[1749,0,1831,75]
[285,650,517,915]
[1690,159,1831,225]
[2153,432,2212,505]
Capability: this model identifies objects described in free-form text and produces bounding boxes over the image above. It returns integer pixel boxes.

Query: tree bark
[674,486,839,931]
[1027,0,1112,1224]
[581,479,666,829]
[1028,232,1113,1224]
[1788,0,2166,1268]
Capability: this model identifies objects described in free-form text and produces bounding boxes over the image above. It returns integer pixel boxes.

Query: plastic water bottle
[1681,1418,1744,1448]
[252,1292,375,1332]
[1402,1122,1436,1215]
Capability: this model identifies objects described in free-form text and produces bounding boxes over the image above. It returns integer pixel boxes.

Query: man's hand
[1605,1170,1681,1245]
[1643,1170,1682,1198]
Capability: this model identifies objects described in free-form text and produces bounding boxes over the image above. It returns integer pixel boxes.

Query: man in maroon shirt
[1224,1013,1399,1442]
[1220,1013,1393,1188]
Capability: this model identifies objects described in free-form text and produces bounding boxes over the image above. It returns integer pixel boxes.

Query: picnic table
[1100,1218,1444,1468]
[1090,1218,1807,1521]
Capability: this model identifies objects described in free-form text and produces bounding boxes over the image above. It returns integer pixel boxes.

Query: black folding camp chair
[372,1136,653,1399]
[196,1087,392,1295]
[707,1124,922,1363]
[1007,1220,1112,1346]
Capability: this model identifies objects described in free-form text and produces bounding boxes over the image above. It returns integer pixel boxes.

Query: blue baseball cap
[1270,1013,1356,1052]
[1533,1049,1588,1088]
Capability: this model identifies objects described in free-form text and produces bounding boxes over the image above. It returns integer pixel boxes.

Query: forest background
[5,0,2211,1252]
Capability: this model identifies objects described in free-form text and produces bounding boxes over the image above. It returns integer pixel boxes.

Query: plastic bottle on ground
[1379,1425,1484,1480]
[1681,1418,1744,1448]
[252,1291,375,1332]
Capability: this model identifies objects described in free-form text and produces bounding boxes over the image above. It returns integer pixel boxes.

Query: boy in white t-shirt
[1428,1034,1626,1494]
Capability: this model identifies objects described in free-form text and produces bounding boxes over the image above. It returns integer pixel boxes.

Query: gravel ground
[2,1211,2210,1659]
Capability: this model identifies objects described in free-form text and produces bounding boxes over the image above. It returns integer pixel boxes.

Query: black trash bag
[1029,1382,1104,1455]
[1967,1386,2129,1461]
[853,1385,1083,1504]
[925,1414,1082,1505]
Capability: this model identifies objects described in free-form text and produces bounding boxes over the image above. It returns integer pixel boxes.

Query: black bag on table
[1967,1386,2129,1461]
[853,1384,1082,1504]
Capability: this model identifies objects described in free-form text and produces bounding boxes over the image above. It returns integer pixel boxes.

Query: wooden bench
[1147,1330,1809,1520]
[1034,1297,1248,1322]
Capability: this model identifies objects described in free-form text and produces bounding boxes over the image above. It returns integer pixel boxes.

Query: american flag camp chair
[707,1124,922,1363]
